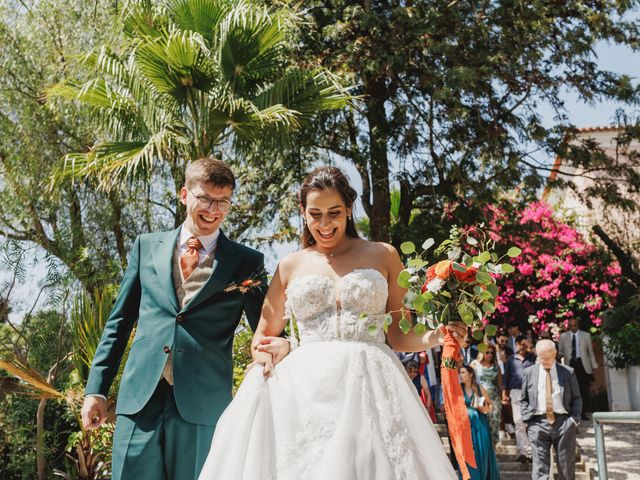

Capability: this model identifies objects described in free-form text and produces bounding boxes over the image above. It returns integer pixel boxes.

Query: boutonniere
[224,267,267,294]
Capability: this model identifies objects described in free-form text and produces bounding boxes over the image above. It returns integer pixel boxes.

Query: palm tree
[47,0,351,204]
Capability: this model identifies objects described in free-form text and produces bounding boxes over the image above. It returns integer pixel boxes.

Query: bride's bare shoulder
[359,240,400,260]
[276,249,314,281]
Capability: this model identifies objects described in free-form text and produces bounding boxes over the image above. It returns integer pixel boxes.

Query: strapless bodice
[285,268,389,344]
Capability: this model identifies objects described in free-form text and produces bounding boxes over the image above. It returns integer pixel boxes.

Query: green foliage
[232,319,254,393]
[48,0,351,193]
[602,296,640,368]
[286,0,640,243]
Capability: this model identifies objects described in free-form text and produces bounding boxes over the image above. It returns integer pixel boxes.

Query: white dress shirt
[535,363,568,415]
[571,332,581,359]
[178,225,220,263]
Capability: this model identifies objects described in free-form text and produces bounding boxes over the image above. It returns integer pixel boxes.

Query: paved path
[577,420,640,479]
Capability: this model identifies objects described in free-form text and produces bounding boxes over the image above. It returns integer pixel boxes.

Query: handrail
[592,411,640,480]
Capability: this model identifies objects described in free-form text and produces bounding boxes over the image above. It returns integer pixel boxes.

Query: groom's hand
[81,396,108,430]
[254,337,290,367]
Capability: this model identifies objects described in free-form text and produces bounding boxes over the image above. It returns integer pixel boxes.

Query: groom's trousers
[111,379,215,480]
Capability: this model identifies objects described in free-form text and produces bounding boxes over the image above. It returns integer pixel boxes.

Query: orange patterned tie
[180,236,203,280]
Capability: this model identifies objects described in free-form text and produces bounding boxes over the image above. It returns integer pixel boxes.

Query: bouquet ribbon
[441,329,476,479]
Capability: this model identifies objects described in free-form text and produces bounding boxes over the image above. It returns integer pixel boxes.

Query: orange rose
[434,260,453,279]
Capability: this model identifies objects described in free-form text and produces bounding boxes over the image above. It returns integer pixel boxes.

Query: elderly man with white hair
[520,339,582,480]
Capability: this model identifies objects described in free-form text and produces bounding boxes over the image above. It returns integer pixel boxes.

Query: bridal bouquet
[397,224,520,349]
[397,224,520,479]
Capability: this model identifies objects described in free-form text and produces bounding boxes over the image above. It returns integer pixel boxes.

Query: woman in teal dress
[459,366,500,480]
[471,346,502,445]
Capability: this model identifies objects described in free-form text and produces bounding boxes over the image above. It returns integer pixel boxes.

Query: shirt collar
[539,362,556,374]
[179,225,220,252]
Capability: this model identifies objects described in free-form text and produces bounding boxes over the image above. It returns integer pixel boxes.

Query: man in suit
[502,334,536,462]
[559,318,597,419]
[460,336,479,366]
[507,323,521,354]
[521,339,582,480]
[80,158,289,480]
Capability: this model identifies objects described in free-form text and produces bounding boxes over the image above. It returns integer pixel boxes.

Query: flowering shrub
[485,201,620,336]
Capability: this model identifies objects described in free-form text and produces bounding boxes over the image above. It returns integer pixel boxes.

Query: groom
[81,158,288,479]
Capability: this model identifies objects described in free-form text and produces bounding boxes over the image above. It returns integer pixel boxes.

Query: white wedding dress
[198,269,456,480]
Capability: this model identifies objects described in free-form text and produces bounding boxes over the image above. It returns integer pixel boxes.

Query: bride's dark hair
[299,166,360,248]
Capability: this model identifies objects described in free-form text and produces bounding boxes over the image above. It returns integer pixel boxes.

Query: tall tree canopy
[288,0,640,244]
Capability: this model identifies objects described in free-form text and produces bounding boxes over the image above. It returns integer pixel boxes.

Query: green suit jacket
[85,227,267,426]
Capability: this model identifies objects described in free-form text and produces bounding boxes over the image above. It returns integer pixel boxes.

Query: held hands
[251,336,291,377]
[81,396,108,430]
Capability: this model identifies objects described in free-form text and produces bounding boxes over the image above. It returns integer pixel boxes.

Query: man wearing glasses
[79,158,289,480]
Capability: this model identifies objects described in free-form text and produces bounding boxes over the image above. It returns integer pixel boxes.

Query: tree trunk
[365,78,391,242]
[36,398,47,480]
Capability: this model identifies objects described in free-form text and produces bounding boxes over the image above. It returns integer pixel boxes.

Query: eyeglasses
[485,351,495,355]
[188,190,232,212]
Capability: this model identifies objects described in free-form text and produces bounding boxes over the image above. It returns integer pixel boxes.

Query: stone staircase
[433,413,592,479]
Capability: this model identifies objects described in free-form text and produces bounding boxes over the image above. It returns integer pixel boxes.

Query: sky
[3,38,640,322]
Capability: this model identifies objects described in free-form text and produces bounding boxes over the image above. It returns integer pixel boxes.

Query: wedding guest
[471,346,502,445]
[405,360,436,422]
[460,336,479,366]
[507,323,521,353]
[495,330,513,375]
[459,366,500,480]
[558,318,597,419]
[502,335,535,463]
[521,340,582,480]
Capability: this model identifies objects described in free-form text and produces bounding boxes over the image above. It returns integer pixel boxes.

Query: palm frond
[254,69,353,120]
[168,0,231,46]
[70,288,116,382]
[0,359,64,399]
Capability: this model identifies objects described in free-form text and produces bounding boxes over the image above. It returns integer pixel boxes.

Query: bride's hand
[438,320,468,346]
[250,350,274,377]
[254,336,290,367]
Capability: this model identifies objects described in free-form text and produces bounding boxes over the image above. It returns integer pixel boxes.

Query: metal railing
[592,411,640,479]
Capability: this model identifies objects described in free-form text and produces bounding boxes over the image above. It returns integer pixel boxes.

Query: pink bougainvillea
[485,201,620,334]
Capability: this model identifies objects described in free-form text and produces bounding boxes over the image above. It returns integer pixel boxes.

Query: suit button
[176,314,184,322]
[163,346,170,353]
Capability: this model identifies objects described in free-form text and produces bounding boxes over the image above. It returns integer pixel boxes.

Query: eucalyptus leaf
[401,241,416,254]
[397,270,411,288]
[414,323,427,335]
[484,324,498,337]
[476,251,491,264]
[475,271,491,284]
[466,236,478,245]
[399,314,412,334]
[507,247,522,257]
[482,302,496,313]
[422,238,435,250]
[501,263,515,273]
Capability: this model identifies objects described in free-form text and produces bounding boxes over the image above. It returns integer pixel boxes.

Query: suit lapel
[152,227,181,312]
[180,231,242,314]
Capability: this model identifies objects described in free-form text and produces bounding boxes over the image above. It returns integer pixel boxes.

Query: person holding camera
[459,365,500,480]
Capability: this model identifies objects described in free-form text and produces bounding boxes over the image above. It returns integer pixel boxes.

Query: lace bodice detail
[285,268,389,344]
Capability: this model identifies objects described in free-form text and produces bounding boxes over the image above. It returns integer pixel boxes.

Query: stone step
[500,472,590,480]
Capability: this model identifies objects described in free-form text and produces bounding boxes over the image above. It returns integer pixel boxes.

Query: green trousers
[111,380,215,480]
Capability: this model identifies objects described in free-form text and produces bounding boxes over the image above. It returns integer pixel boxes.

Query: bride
[198,166,466,479]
